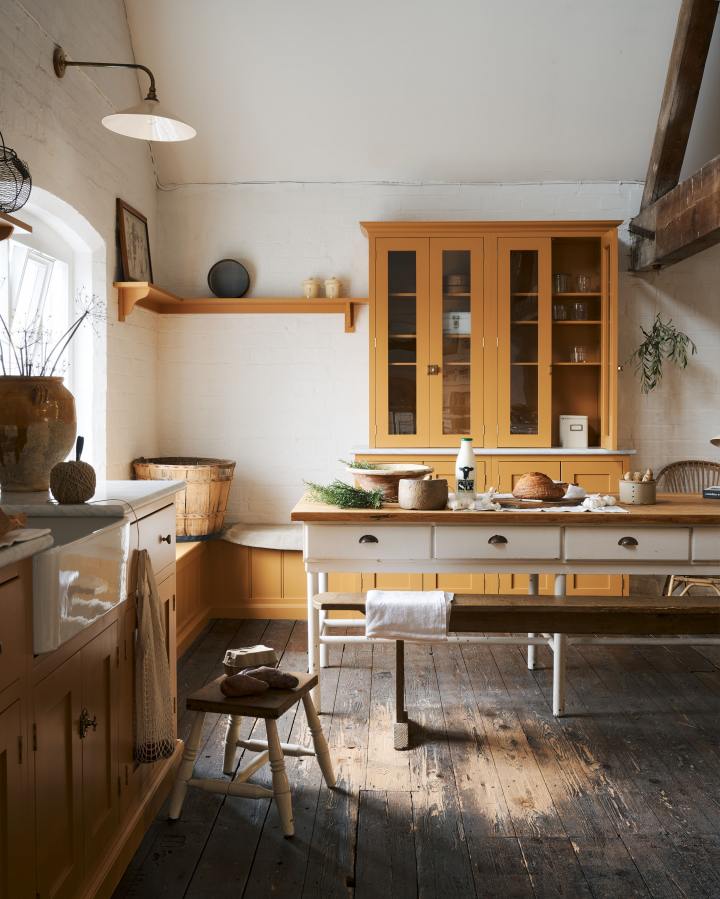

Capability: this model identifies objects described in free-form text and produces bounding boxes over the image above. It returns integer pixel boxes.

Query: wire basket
[0,130,31,213]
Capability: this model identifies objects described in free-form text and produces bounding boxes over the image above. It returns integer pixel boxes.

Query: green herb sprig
[305,479,383,509]
[626,313,697,394]
[338,458,383,470]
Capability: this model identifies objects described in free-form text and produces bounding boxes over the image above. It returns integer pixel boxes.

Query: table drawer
[434,526,560,560]
[306,525,431,560]
[692,528,720,561]
[137,504,176,574]
[565,527,690,561]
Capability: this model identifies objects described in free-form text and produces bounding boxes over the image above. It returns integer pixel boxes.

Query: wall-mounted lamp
[53,45,196,142]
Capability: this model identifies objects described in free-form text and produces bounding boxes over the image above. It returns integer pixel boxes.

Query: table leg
[527,573,539,670]
[306,571,321,710]
[318,571,329,669]
[553,573,567,717]
[394,640,409,750]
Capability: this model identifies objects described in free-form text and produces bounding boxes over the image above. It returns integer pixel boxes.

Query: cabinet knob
[618,536,638,547]
[488,534,508,545]
[0,641,3,655]
[160,534,172,544]
[359,534,379,544]
[427,364,440,375]
[79,707,98,739]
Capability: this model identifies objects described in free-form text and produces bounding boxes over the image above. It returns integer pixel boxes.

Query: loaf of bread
[512,472,567,501]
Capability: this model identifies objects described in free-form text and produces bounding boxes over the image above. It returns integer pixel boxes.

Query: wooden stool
[168,672,335,837]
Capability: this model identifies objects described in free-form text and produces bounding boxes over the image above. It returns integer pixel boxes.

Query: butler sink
[32,513,131,653]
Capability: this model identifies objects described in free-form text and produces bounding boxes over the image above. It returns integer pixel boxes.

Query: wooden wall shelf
[0,211,32,242]
[114,282,368,332]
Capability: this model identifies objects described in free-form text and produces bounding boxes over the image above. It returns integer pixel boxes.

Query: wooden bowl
[346,463,433,502]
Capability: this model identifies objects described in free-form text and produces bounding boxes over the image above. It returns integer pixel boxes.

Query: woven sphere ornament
[50,436,96,504]
[0,130,32,213]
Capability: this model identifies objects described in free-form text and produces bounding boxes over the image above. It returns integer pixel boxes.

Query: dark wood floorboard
[116,626,720,899]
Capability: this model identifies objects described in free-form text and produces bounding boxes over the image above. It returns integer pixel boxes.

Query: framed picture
[116,198,153,282]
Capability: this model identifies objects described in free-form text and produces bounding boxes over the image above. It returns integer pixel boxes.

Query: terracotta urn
[0,376,77,492]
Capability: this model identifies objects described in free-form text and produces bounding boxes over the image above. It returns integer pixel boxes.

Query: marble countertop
[0,533,54,568]
[353,446,637,456]
[0,480,185,518]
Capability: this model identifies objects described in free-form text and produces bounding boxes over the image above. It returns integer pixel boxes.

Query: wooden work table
[291,493,720,526]
[292,492,720,717]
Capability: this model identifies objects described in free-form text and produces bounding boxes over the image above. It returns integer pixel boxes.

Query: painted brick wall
[0,0,160,478]
[153,179,720,525]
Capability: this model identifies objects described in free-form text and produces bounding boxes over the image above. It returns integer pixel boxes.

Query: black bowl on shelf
[207,259,250,298]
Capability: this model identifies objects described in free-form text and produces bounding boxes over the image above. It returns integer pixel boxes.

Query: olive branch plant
[626,313,697,394]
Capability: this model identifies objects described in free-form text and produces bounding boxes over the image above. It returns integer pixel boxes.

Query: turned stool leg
[223,715,242,775]
[266,719,294,837]
[168,711,205,820]
[302,693,336,787]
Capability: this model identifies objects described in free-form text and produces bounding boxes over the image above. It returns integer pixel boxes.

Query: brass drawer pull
[488,534,508,545]
[618,536,638,547]
[159,534,172,544]
[359,534,379,544]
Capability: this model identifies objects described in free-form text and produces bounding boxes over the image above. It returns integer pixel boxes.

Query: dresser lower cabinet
[354,453,629,596]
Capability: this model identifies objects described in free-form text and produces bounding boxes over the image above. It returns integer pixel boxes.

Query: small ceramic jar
[303,278,320,299]
[324,277,341,299]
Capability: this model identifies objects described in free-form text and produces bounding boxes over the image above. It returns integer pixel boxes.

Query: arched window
[0,189,107,478]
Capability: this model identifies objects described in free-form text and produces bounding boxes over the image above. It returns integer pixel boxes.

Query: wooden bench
[314,591,720,748]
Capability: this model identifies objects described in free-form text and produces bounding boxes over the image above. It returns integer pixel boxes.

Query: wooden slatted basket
[133,457,236,541]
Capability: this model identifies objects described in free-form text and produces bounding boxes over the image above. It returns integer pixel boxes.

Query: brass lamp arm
[53,46,158,101]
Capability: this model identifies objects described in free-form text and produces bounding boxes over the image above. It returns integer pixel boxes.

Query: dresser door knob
[359,534,379,544]
[488,534,508,545]
[618,536,638,547]
[160,534,172,544]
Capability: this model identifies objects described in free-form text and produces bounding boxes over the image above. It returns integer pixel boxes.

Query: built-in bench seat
[313,591,720,748]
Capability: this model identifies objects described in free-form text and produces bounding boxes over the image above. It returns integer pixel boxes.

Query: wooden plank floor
[114,622,720,899]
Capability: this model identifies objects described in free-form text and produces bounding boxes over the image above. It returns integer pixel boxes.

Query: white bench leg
[168,711,205,820]
[266,719,294,837]
[223,714,242,775]
[527,573,539,670]
[306,571,321,710]
[553,573,567,717]
[318,571,329,669]
[302,693,336,787]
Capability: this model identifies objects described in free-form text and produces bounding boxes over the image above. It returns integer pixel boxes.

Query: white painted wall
[0,0,160,478]
[154,179,720,525]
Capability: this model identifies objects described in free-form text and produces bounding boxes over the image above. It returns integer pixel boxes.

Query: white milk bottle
[455,437,475,493]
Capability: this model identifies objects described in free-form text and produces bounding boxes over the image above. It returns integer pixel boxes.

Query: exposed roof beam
[631,154,720,270]
[640,0,719,210]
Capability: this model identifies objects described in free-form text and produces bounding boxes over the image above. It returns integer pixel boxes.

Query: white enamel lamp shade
[102,98,196,142]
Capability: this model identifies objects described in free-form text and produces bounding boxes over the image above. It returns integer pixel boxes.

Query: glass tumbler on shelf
[570,301,589,320]
[570,345,587,363]
[553,303,567,321]
[576,274,592,292]
[553,273,571,294]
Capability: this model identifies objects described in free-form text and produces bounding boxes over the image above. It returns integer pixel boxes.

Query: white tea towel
[365,590,453,642]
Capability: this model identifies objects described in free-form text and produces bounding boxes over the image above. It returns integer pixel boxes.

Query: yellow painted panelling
[560,460,625,492]
[423,572,485,593]
[362,573,424,590]
[250,548,283,601]
[282,551,307,600]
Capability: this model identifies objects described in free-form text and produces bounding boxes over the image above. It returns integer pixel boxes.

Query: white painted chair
[167,672,335,837]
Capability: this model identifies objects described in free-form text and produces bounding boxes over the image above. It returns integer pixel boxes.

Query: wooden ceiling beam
[640,0,719,210]
[631,153,720,270]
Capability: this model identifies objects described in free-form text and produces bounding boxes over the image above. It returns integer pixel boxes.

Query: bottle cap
[461,437,473,442]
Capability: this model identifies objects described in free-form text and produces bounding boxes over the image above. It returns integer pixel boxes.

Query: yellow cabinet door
[362,573,424,591]
[428,238,484,446]
[34,654,84,899]
[375,238,430,446]
[0,696,32,899]
[423,572,485,594]
[81,622,119,870]
[497,238,552,447]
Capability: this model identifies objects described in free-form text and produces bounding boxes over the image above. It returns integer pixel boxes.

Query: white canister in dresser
[559,415,588,449]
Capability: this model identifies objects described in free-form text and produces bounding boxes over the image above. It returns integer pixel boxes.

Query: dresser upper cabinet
[363,222,619,450]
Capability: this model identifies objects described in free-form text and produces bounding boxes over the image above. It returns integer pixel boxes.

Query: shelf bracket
[344,302,356,333]
[117,284,152,322]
